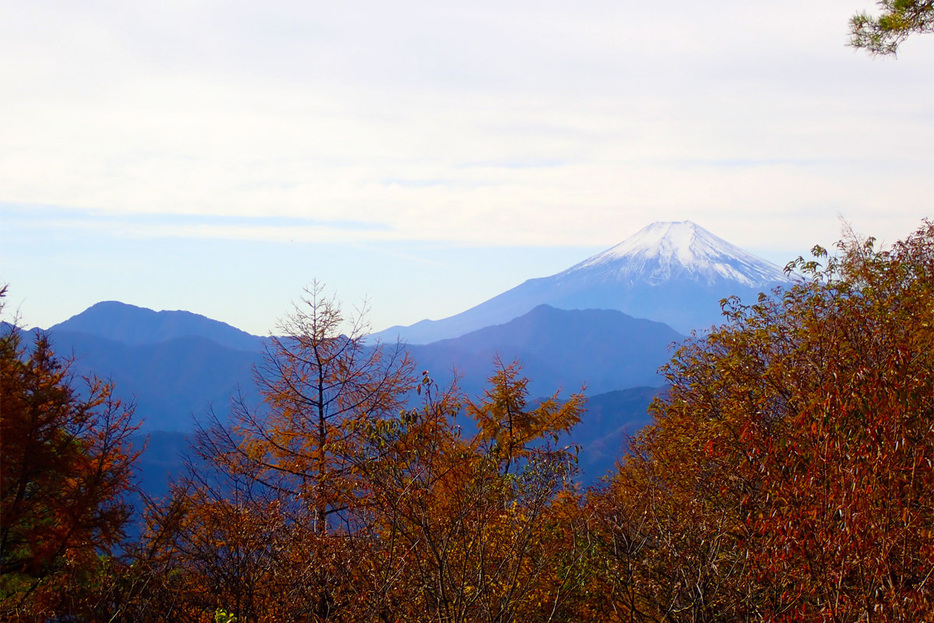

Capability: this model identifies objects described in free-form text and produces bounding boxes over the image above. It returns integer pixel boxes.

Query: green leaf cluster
[850,0,934,55]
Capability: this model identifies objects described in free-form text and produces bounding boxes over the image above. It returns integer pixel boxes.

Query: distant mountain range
[372,220,788,343]
[26,220,787,485]
[44,303,679,431]
[41,302,675,487]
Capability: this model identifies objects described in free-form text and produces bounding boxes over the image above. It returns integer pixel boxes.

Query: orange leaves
[221,283,416,537]
[588,222,934,621]
[468,356,584,475]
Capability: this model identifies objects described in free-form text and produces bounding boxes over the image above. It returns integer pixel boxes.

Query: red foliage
[1,292,140,619]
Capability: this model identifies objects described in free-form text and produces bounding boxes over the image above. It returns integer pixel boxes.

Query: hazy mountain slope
[47,330,260,431]
[50,301,265,352]
[133,430,191,499]
[373,221,788,343]
[406,305,680,398]
[42,302,679,431]
[574,386,664,482]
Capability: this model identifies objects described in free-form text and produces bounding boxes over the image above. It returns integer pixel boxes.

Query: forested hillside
[3,222,934,621]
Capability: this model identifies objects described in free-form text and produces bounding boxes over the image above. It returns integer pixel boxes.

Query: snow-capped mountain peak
[371,220,791,342]
[566,220,787,287]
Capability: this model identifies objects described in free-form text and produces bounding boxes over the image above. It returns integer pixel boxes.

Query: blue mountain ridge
[50,301,266,352]
[36,301,678,489]
[405,304,680,398]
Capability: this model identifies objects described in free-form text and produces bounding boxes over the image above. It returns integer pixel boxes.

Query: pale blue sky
[2,1,932,334]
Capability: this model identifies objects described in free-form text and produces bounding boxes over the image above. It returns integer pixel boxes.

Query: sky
[2,1,933,335]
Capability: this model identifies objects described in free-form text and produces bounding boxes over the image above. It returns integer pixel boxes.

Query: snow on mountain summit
[566,221,788,287]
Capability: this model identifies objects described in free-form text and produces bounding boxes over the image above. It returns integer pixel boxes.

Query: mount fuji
[373,221,789,344]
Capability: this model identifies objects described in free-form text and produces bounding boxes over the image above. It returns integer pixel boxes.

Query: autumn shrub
[589,223,934,622]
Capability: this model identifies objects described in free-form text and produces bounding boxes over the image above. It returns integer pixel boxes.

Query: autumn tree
[0,286,141,621]
[850,0,934,55]
[468,356,584,475]
[590,222,934,621]
[359,363,586,622]
[578,416,757,622]
[143,282,416,621]
[236,281,415,535]
[136,288,584,622]
[134,476,336,622]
